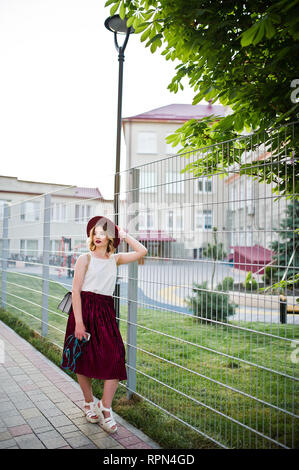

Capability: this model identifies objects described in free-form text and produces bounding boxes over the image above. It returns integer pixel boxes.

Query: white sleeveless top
[81,252,117,296]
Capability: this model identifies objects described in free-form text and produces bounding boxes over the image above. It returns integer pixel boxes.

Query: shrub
[217,276,234,292]
[243,271,258,290]
[186,281,237,323]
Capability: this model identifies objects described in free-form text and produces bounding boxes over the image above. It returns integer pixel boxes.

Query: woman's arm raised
[115,228,148,266]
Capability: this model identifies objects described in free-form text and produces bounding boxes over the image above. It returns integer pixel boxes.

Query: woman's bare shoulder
[76,253,90,265]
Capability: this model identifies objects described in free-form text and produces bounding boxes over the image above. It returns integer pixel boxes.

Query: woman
[61,215,147,434]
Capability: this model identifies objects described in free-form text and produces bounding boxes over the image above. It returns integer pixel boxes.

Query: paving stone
[20,384,40,392]
[8,424,33,437]
[26,415,51,430]
[47,414,73,427]
[0,400,17,412]
[13,374,33,384]
[76,443,98,449]
[110,442,126,449]
[31,425,55,434]
[36,429,67,448]
[89,434,119,449]
[35,400,57,411]
[7,367,24,376]
[0,431,11,441]
[112,425,133,439]
[70,416,87,426]
[55,400,78,411]
[7,392,28,402]
[0,438,18,449]
[20,407,43,419]
[60,430,85,439]
[65,434,95,449]
[2,414,26,427]
[25,391,48,401]
[55,424,78,435]
[76,423,106,436]
[41,407,64,418]
[16,400,38,411]
[14,434,45,449]
[117,435,143,447]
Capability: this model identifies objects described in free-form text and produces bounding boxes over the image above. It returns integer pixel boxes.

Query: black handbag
[57,253,91,315]
[57,291,72,314]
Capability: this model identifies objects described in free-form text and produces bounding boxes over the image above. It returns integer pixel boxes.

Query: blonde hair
[87,223,116,256]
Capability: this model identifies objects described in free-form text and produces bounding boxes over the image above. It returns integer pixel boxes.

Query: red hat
[86,216,120,248]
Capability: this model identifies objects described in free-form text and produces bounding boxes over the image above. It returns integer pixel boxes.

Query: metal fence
[0,122,298,448]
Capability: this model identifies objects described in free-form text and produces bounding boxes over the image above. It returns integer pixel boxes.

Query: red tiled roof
[123,103,227,123]
[231,245,274,262]
[74,187,103,199]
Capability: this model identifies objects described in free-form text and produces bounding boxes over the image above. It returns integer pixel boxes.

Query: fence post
[42,194,51,336]
[126,168,139,400]
[1,203,9,309]
[279,294,287,324]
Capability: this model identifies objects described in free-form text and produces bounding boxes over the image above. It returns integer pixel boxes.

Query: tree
[202,227,226,290]
[270,199,299,282]
[105,0,299,197]
[186,281,236,324]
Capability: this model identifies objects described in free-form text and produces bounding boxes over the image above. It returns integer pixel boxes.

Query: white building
[122,103,230,259]
[0,175,126,266]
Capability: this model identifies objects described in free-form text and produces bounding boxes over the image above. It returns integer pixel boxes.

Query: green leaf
[252,22,265,45]
[119,1,125,20]
[126,16,135,28]
[133,21,149,33]
[105,0,115,6]
[140,27,151,42]
[150,39,162,53]
[265,19,276,39]
[110,1,120,16]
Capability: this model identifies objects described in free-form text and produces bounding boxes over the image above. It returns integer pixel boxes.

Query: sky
[0,0,205,200]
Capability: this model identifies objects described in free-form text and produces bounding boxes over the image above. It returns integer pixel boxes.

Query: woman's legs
[77,373,98,419]
[99,379,119,431]
[77,374,119,426]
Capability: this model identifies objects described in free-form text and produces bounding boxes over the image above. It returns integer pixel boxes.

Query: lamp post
[104,15,134,327]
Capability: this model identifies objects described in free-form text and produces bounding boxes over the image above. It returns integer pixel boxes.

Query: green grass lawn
[1,271,298,449]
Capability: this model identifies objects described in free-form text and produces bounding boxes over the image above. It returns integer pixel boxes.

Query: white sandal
[83,401,99,423]
[97,399,117,434]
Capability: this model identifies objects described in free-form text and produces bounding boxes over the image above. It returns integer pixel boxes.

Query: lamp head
[104,14,135,35]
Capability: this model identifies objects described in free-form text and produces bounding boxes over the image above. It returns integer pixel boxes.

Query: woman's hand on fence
[116,226,128,242]
[75,322,87,341]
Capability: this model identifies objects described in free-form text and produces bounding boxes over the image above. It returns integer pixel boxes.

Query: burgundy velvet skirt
[61,291,127,381]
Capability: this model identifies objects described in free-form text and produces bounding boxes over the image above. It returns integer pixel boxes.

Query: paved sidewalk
[0,320,161,450]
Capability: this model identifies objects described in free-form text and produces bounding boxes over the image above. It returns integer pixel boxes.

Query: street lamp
[104,14,134,327]
[104,15,134,228]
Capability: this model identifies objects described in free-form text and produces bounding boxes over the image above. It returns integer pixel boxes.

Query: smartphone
[84,332,91,341]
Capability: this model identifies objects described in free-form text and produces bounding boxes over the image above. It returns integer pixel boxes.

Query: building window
[195,209,213,230]
[140,171,157,193]
[20,202,40,222]
[166,209,184,231]
[20,239,38,257]
[51,203,67,222]
[139,209,155,229]
[137,132,157,154]
[196,177,212,193]
[166,172,184,194]
[75,204,91,222]
[0,200,11,219]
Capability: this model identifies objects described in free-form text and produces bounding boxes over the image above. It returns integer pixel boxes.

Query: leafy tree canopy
[105,0,299,197]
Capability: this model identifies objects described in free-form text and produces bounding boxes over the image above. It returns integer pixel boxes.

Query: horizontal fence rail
[0,121,298,449]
